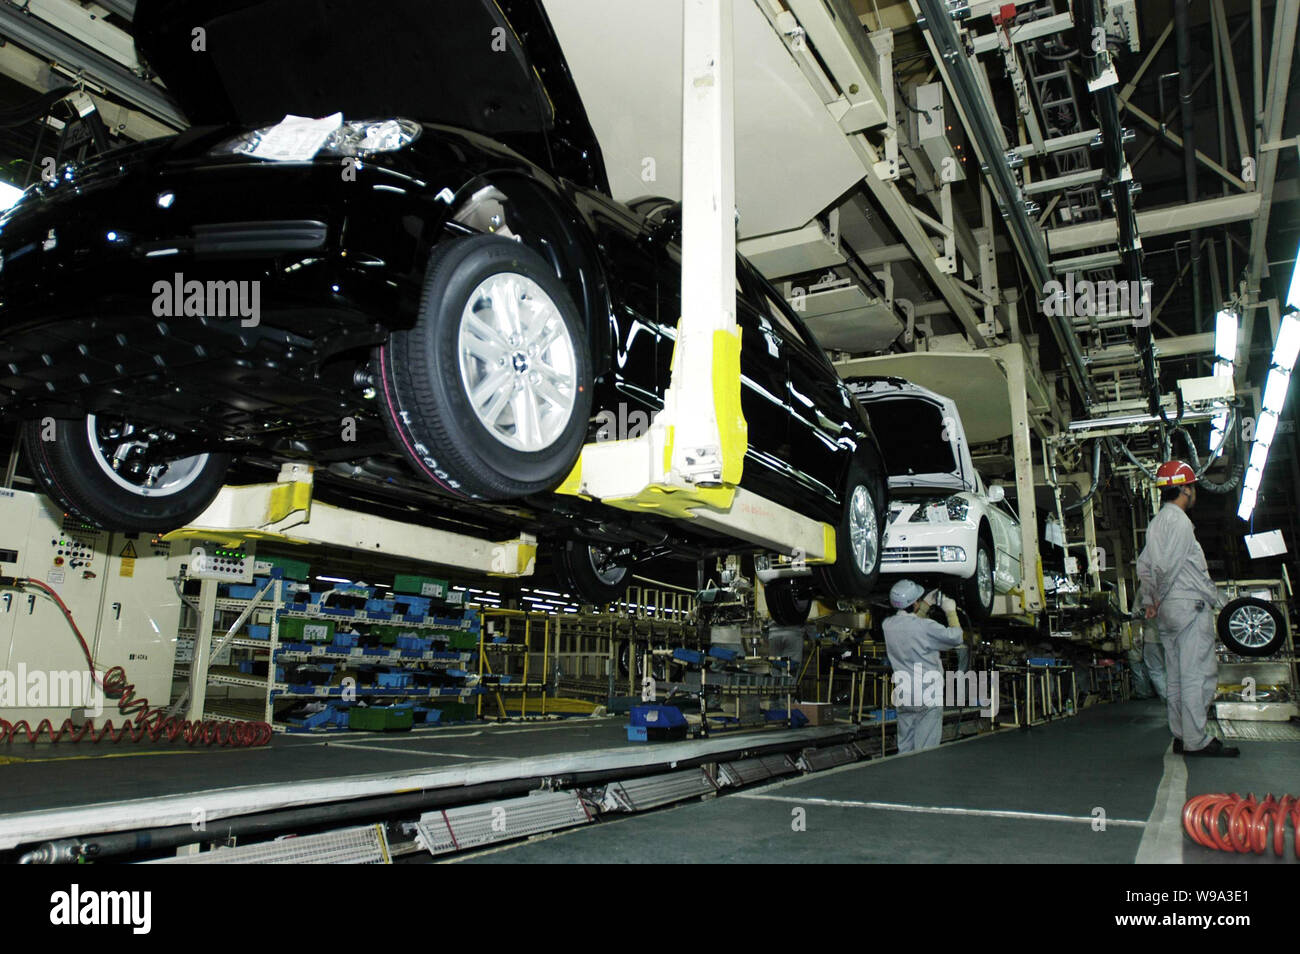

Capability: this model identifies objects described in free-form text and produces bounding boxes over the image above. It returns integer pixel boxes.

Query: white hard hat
[890,579,926,609]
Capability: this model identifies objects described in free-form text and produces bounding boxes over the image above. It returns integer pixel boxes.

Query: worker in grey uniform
[1136,460,1238,757]
[882,579,964,753]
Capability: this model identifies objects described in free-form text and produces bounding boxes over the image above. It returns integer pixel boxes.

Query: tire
[22,415,229,532]
[961,530,996,622]
[816,463,883,600]
[1217,597,1287,656]
[376,234,593,500]
[558,540,631,605]
[765,579,811,625]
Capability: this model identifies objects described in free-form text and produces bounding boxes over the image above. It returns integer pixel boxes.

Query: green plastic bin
[279,617,335,643]
[348,706,414,731]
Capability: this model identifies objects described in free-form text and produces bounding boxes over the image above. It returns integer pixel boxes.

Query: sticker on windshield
[249,113,343,162]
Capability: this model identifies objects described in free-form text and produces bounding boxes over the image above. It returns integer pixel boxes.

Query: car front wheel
[376,234,593,500]
[558,540,632,606]
[961,531,996,621]
[22,415,229,532]
[817,466,882,600]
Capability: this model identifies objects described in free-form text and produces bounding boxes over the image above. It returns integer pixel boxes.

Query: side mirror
[987,484,1006,504]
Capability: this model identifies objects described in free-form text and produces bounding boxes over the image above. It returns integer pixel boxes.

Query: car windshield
[864,397,958,476]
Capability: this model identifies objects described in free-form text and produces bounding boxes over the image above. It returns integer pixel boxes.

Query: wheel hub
[458,272,578,453]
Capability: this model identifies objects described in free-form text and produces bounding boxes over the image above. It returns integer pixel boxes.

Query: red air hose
[0,577,272,746]
[1183,792,1300,858]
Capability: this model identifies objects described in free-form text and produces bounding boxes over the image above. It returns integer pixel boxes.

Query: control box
[166,542,261,582]
[0,490,181,728]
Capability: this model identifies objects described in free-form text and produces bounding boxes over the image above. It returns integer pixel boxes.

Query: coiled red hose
[0,577,272,746]
[1183,792,1300,858]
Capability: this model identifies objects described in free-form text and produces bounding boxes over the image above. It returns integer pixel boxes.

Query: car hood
[844,376,976,493]
[133,0,608,190]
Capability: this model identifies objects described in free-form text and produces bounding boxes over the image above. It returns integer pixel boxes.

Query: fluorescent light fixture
[1273,312,1300,373]
[1243,466,1262,492]
[1262,367,1290,414]
[1254,410,1278,448]
[1249,441,1270,472]
[1237,485,1257,520]
[315,575,352,584]
[0,181,23,211]
[1214,309,1238,362]
[1287,241,1300,311]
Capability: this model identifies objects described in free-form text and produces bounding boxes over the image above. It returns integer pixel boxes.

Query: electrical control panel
[0,490,182,729]
[166,542,260,582]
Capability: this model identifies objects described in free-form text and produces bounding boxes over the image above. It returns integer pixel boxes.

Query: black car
[0,0,886,614]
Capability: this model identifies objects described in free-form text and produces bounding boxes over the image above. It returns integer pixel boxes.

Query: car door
[742,265,849,518]
[985,485,1022,591]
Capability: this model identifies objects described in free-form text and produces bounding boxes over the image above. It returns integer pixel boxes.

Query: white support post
[187,579,218,722]
[661,0,739,488]
[1002,345,1043,612]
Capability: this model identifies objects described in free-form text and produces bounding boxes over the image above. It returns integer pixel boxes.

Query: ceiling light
[1261,367,1291,415]
[1254,410,1278,449]
[1243,465,1263,492]
[1237,485,1257,520]
[1214,309,1238,363]
[1249,442,1270,472]
[1272,312,1300,373]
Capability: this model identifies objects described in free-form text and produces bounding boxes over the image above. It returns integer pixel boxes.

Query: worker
[1136,460,1237,758]
[882,579,964,753]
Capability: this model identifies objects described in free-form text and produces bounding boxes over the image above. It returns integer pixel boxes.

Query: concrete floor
[3,700,1296,863]
[457,701,1300,864]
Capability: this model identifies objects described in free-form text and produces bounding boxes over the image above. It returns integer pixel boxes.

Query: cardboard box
[795,702,836,726]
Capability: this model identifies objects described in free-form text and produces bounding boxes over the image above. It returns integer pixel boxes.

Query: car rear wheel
[558,540,632,606]
[816,466,882,600]
[961,532,996,622]
[22,415,229,532]
[765,579,811,625]
[1217,597,1287,656]
[376,234,593,500]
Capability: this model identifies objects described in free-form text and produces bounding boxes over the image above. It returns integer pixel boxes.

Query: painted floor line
[1135,741,1188,863]
[326,741,510,760]
[733,792,1148,828]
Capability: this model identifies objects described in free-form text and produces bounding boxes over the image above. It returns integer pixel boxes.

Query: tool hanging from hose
[1183,792,1300,858]
[0,577,272,747]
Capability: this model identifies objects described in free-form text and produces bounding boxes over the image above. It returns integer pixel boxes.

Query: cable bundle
[1183,792,1300,858]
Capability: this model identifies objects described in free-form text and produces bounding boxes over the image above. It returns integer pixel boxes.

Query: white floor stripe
[327,741,509,760]
[733,793,1147,828]
[1135,741,1188,863]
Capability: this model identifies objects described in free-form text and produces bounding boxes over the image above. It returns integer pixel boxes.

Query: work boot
[1172,738,1183,754]
[1184,737,1239,758]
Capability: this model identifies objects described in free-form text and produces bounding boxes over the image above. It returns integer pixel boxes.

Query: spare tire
[1216,597,1287,657]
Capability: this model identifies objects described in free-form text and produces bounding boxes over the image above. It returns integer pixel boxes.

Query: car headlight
[908,496,970,522]
[940,546,967,562]
[211,118,422,159]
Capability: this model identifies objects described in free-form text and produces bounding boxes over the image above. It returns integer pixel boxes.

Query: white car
[846,377,1022,620]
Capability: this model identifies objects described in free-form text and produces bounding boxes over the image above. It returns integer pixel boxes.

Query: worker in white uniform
[882,579,964,753]
[1136,460,1237,757]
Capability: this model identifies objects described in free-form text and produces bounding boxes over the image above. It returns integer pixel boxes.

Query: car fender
[442,171,615,375]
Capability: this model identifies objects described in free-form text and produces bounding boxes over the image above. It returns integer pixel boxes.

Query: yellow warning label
[120,559,135,578]
[120,541,137,559]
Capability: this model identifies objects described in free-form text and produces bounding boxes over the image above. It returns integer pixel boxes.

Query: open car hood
[844,376,976,493]
[133,0,608,190]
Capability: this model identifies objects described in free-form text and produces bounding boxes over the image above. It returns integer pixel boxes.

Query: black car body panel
[0,0,884,558]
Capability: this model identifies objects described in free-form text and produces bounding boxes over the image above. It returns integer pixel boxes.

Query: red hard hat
[1154,459,1196,487]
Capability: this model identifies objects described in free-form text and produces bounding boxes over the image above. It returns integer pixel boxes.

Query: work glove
[940,596,957,614]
